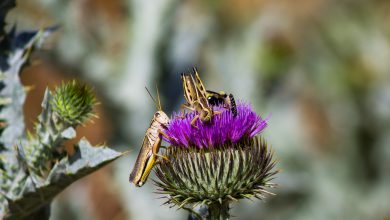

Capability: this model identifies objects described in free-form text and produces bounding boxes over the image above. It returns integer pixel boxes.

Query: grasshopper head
[154,110,170,127]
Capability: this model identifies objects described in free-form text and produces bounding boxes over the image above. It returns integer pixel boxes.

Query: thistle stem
[207,201,230,220]
[189,202,230,220]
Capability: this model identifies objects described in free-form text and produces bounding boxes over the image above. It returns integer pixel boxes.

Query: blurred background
[6,0,390,219]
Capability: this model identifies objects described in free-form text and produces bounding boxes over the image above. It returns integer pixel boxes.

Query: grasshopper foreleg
[190,115,199,129]
[178,104,195,118]
[153,133,170,162]
[158,129,171,141]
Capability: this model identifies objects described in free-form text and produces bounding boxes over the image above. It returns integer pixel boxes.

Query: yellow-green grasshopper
[180,69,220,128]
[129,87,171,187]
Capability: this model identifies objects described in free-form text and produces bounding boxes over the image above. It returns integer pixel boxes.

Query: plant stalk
[188,202,230,220]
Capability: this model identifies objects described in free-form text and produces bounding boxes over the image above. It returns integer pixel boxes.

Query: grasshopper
[181,69,220,128]
[206,90,238,117]
[129,86,170,187]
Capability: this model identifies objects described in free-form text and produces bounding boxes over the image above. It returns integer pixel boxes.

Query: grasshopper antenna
[155,83,162,111]
[145,86,160,111]
[192,66,198,74]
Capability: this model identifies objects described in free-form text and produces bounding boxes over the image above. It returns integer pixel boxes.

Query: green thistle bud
[51,80,97,126]
[154,136,278,219]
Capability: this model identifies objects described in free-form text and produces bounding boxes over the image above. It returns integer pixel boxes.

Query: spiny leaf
[3,139,123,220]
[0,27,56,150]
[0,0,16,37]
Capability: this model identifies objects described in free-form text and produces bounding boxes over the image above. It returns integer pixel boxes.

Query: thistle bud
[51,80,97,126]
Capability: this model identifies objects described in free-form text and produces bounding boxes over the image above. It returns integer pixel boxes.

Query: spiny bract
[155,137,277,207]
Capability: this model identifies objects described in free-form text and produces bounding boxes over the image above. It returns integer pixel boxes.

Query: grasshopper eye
[154,112,161,118]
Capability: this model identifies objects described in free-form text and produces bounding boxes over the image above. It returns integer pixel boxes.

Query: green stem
[189,202,230,220]
[207,201,230,220]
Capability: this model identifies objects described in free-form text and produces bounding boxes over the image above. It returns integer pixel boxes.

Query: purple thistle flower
[154,74,278,219]
[163,101,269,149]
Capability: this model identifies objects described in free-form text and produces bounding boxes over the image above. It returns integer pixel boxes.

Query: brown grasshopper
[129,86,170,187]
[181,69,220,128]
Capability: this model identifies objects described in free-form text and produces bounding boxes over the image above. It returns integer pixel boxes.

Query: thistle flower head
[51,80,97,125]
[164,102,269,149]
[155,101,277,217]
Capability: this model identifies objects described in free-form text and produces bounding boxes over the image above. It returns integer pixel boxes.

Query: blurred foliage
[6,0,390,220]
[0,2,123,219]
